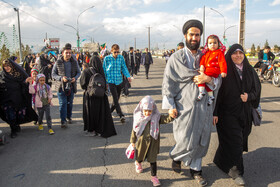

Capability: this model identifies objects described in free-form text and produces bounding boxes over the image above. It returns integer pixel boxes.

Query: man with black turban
[162,19,221,186]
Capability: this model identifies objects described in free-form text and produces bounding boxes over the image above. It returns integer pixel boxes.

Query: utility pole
[147,26,151,52]
[134,38,136,50]
[238,0,246,48]
[14,8,23,63]
[203,5,205,46]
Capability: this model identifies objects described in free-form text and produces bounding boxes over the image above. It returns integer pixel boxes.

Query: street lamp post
[14,8,23,63]
[210,8,225,41]
[77,6,95,52]
[64,6,94,52]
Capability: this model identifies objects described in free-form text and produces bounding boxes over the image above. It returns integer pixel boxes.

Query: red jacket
[200,49,227,78]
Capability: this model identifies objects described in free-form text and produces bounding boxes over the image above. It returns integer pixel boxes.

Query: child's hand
[131,143,135,148]
[221,73,227,78]
[26,77,33,84]
[169,109,178,118]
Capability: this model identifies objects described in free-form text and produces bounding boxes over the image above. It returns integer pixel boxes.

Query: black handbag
[252,104,262,126]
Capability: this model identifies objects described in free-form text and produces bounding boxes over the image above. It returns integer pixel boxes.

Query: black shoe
[10,131,17,138]
[61,121,68,128]
[234,176,245,186]
[172,160,181,173]
[33,121,38,125]
[191,170,207,187]
[66,118,72,124]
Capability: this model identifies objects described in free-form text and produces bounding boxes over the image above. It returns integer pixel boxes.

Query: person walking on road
[52,43,81,128]
[128,47,136,77]
[28,74,55,135]
[130,95,174,187]
[0,59,38,138]
[80,54,117,137]
[162,19,221,186]
[135,49,141,75]
[213,44,261,186]
[141,48,153,79]
[103,44,131,123]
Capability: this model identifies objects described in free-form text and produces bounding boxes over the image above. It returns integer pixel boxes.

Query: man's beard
[185,39,200,51]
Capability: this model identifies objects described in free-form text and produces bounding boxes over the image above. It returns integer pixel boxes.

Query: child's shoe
[38,124,43,131]
[207,96,215,106]
[49,129,55,135]
[135,161,143,173]
[151,176,161,186]
[197,92,206,101]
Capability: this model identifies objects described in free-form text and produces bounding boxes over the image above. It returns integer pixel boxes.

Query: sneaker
[135,161,143,173]
[66,118,72,124]
[38,125,44,131]
[61,121,67,128]
[120,116,126,123]
[49,129,55,135]
[84,131,96,137]
[151,176,161,186]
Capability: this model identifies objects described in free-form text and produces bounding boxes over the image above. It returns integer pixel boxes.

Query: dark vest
[55,56,78,93]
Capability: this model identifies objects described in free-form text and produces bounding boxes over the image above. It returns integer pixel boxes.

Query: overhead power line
[0,0,72,34]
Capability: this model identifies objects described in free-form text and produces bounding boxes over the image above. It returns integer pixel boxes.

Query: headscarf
[89,55,105,78]
[31,68,39,76]
[202,34,226,54]
[224,44,261,108]
[2,58,28,81]
[133,96,161,140]
[36,73,49,101]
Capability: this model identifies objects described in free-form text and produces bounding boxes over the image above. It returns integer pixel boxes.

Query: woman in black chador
[80,55,116,137]
[213,44,261,186]
[0,58,38,138]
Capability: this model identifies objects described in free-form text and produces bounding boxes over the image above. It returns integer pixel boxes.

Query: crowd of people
[0,19,263,187]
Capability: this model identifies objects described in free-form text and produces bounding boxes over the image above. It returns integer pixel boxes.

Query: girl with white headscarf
[130,95,173,187]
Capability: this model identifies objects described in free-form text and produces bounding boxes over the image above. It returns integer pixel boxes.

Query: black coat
[79,56,116,138]
[0,59,38,125]
[213,44,261,176]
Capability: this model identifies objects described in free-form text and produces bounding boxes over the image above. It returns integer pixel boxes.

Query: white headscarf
[133,95,161,140]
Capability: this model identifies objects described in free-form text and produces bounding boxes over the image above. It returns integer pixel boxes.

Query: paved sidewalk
[0,58,280,187]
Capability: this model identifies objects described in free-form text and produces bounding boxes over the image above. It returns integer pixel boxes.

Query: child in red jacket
[197,35,227,105]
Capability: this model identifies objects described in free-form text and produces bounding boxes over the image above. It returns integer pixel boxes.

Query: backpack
[87,67,106,97]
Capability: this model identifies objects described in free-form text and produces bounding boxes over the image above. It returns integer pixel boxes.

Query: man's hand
[213,116,218,126]
[62,76,68,82]
[240,93,248,102]
[168,108,178,118]
[71,78,76,83]
[127,77,132,83]
[131,143,135,148]
[193,71,212,85]
[48,98,51,104]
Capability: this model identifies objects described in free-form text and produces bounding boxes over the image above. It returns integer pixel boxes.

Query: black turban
[182,19,203,35]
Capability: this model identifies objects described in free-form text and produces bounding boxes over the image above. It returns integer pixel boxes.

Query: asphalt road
[0,58,280,187]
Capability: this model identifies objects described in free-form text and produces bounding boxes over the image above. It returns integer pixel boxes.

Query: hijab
[2,58,28,81]
[133,96,161,140]
[224,44,261,108]
[89,55,105,78]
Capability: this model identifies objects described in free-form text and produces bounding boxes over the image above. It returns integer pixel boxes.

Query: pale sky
[1,0,280,52]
